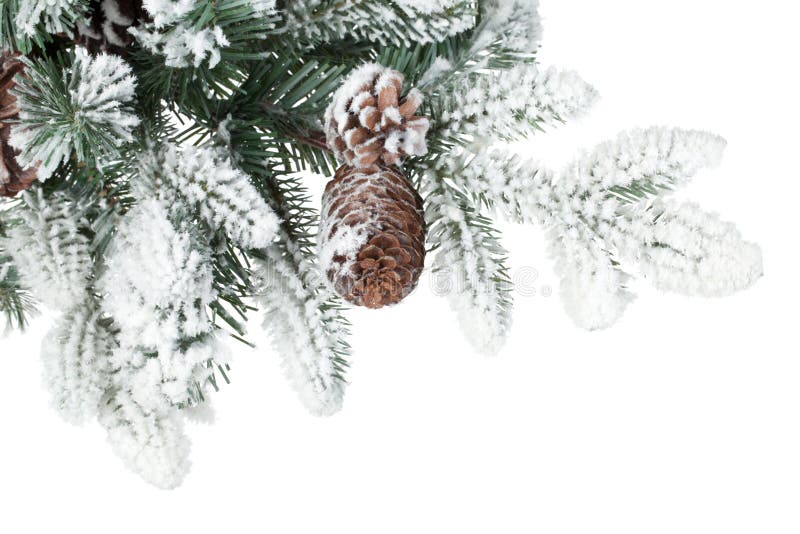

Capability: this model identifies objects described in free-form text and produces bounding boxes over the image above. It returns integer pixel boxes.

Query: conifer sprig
[11,48,139,180]
[0,0,762,489]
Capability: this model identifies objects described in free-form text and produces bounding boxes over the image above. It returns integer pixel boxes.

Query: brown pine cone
[319,164,426,309]
[1,52,38,198]
[324,63,430,169]
[75,0,147,54]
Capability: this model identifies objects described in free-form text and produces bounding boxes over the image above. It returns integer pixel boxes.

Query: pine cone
[76,0,147,54]
[324,64,430,169]
[1,52,38,198]
[319,164,426,309]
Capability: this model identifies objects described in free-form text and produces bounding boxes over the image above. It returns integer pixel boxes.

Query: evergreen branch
[13,0,89,39]
[277,0,477,48]
[0,210,36,332]
[606,200,763,297]
[98,197,228,409]
[11,48,140,181]
[130,0,279,68]
[292,128,331,152]
[228,119,352,415]
[424,166,512,356]
[3,188,93,310]
[41,298,116,423]
[134,143,281,250]
[559,127,727,203]
[431,65,598,143]
[436,148,557,224]
[549,221,633,330]
[416,0,542,92]
[99,390,191,490]
[251,236,351,416]
[0,1,35,53]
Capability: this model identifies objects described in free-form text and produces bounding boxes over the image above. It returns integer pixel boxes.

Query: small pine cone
[324,63,430,169]
[1,52,38,198]
[76,0,147,54]
[320,164,426,309]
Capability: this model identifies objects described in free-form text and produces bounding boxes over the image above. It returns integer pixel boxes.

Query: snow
[477,0,543,56]
[99,197,220,407]
[0,0,764,490]
[136,143,281,249]
[615,200,764,297]
[252,233,348,417]
[99,389,191,490]
[141,0,195,28]
[324,63,430,167]
[437,64,599,140]
[41,299,116,424]
[4,189,93,310]
[424,173,512,356]
[559,127,727,197]
[283,0,475,47]
[550,223,634,331]
[317,167,381,281]
[11,48,139,182]
[14,0,85,37]
[435,127,760,331]
[130,23,230,68]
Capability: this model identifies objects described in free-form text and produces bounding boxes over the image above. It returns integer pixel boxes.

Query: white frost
[136,143,280,249]
[14,0,86,37]
[41,299,116,424]
[11,48,139,181]
[437,64,598,140]
[4,189,93,310]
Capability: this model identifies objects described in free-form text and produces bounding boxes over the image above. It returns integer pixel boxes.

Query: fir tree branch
[0,204,36,331]
[424,165,513,356]
[99,389,191,490]
[230,121,353,415]
[11,48,140,181]
[41,298,116,423]
[431,65,598,143]
[3,188,93,310]
[276,0,477,49]
[559,127,727,203]
[605,200,763,297]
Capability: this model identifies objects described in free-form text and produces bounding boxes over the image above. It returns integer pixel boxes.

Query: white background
[1,1,798,533]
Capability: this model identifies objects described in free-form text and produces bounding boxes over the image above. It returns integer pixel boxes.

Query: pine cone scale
[0,52,38,198]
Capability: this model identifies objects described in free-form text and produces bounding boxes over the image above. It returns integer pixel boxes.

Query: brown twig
[294,129,332,153]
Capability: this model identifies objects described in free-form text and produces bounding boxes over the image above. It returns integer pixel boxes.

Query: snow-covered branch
[99,198,225,409]
[252,232,349,417]
[99,389,191,490]
[434,127,760,331]
[608,199,763,297]
[281,0,475,48]
[4,189,93,309]
[435,65,598,141]
[559,127,727,202]
[424,169,512,355]
[41,299,116,424]
[11,48,139,180]
[131,0,277,68]
[440,148,556,225]
[549,222,634,331]
[14,0,88,37]
[136,144,281,250]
